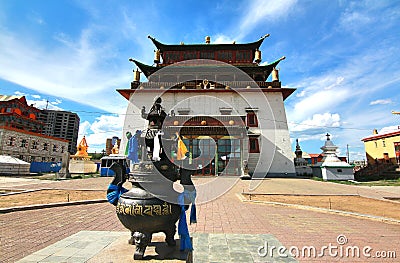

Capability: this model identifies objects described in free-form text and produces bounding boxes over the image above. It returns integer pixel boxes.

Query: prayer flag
[176,133,188,160]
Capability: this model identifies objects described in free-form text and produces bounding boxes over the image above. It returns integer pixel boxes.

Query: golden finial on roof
[133,68,141,82]
[272,67,280,82]
[154,49,161,64]
[255,49,262,63]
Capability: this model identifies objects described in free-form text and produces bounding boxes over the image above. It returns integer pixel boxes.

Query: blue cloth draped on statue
[127,130,141,164]
[178,189,197,251]
[107,184,128,205]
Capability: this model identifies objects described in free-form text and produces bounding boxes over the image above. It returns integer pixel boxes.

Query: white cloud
[0,24,130,113]
[13,91,26,96]
[378,125,400,134]
[237,0,297,40]
[295,90,306,98]
[28,11,45,25]
[289,87,349,121]
[290,112,341,132]
[293,133,330,143]
[77,114,124,152]
[212,34,235,44]
[287,46,400,123]
[369,99,393,105]
[26,98,64,111]
[53,99,63,105]
[31,94,41,99]
[339,11,372,31]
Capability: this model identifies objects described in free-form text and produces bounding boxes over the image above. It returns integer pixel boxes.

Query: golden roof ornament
[272,67,280,82]
[133,68,141,82]
[255,49,262,63]
[154,49,161,64]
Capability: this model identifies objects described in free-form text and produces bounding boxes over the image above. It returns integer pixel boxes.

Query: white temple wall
[120,90,295,177]
[322,167,354,181]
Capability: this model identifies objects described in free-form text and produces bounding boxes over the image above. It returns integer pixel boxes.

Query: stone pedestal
[69,159,97,174]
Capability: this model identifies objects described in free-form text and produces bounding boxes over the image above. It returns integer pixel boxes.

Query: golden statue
[111,142,119,155]
[72,136,91,160]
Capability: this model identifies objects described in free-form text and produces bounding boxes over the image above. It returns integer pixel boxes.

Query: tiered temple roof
[118,35,295,100]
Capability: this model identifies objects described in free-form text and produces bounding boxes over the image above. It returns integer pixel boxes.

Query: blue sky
[0,0,399,160]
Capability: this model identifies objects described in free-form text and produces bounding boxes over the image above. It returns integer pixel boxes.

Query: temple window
[246,112,258,127]
[382,140,386,147]
[236,50,251,62]
[53,144,57,152]
[43,143,48,151]
[164,52,180,63]
[249,138,260,153]
[200,51,214,59]
[217,51,232,61]
[183,51,197,60]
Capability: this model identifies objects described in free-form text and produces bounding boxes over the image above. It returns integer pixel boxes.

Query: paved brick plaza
[1,177,399,262]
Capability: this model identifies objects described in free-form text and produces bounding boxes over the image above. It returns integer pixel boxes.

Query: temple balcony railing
[131,80,281,90]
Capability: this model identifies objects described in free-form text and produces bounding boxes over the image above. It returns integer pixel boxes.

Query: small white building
[0,155,30,175]
[312,134,354,181]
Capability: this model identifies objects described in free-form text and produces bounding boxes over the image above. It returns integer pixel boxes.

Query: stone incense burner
[107,98,194,260]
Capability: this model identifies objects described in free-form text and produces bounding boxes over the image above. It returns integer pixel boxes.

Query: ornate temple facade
[119,35,296,177]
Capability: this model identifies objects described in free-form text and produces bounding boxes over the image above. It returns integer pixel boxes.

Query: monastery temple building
[119,35,296,177]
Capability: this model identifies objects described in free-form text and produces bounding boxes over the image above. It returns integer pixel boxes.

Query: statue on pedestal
[107,97,196,260]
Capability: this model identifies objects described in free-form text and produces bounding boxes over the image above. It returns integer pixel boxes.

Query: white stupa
[311,133,354,181]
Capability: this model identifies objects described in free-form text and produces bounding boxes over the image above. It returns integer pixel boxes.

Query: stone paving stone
[52,247,80,257]
[4,177,400,262]
[38,255,70,263]
[64,256,88,263]
[30,246,63,256]
[14,254,48,263]
[16,231,124,263]
[192,233,298,263]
